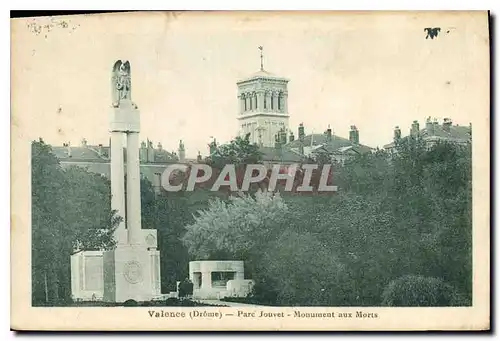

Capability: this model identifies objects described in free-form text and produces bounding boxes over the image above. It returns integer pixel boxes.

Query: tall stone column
[126,132,142,246]
[102,60,161,303]
[110,131,126,239]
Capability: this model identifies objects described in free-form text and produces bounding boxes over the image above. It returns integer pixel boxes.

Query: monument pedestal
[70,229,161,303]
[103,244,161,302]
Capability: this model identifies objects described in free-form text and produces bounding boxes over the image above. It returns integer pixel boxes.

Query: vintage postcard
[10,11,490,331]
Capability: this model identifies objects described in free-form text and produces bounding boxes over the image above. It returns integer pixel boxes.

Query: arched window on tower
[249,93,253,110]
[278,92,282,111]
[254,93,258,110]
[270,92,274,110]
[243,94,247,111]
[264,92,267,109]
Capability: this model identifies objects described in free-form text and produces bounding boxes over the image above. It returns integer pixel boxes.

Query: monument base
[70,229,161,303]
[103,245,161,303]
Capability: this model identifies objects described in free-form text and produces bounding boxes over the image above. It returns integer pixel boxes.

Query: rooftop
[52,145,108,161]
[52,143,179,164]
[286,133,373,154]
[259,146,307,163]
[383,121,472,149]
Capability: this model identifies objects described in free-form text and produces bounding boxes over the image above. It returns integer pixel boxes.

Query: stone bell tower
[237,47,290,147]
[103,60,161,302]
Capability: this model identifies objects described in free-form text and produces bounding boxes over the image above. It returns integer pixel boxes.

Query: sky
[11,11,489,158]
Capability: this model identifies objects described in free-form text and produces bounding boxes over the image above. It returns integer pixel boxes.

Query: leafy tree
[182,190,288,262]
[335,151,392,194]
[31,140,119,305]
[64,167,120,251]
[206,134,263,168]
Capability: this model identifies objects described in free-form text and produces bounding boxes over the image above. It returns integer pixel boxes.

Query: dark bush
[164,298,180,305]
[123,299,138,307]
[249,279,279,306]
[381,275,466,307]
[220,296,272,306]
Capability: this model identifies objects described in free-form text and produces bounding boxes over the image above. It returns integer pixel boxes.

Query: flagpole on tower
[258,46,264,71]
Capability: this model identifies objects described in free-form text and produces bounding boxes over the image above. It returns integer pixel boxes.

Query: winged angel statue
[111,60,132,107]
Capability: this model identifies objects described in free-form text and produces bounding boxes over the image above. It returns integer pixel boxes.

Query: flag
[258,46,263,51]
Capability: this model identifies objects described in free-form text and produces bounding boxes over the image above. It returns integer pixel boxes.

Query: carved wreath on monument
[123,260,143,284]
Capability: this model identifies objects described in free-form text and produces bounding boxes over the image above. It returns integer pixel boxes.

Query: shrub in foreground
[381,275,468,307]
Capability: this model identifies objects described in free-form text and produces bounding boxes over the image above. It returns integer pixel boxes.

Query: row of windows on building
[240,92,287,112]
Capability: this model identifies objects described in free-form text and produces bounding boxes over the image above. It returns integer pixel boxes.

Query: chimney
[425,117,434,134]
[67,142,72,158]
[97,143,103,156]
[289,131,295,142]
[349,125,359,145]
[274,132,281,149]
[178,140,186,163]
[140,141,147,162]
[298,123,305,141]
[442,118,452,132]
[147,140,155,162]
[157,142,163,151]
[279,128,287,145]
[410,120,420,137]
[326,125,332,142]
[394,126,402,140]
[81,138,87,147]
[433,119,439,133]
[197,151,202,163]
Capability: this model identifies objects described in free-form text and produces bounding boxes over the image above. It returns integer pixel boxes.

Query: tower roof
[237,69,289,84]
[250,69,278,78]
